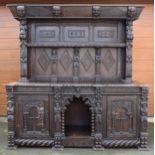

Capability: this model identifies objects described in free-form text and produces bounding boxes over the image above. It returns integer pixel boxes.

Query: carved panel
[64,26,89,42]
[100,48,122,81]
[36,26,59,42]
[107,96,137,138]
[17,95,50,138]
[94,27,117,42]
[79,48,95,78]
[57,48,73,78]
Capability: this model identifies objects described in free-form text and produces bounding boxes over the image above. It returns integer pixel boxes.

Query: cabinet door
[15,95,50,138]
[107,96,139,138]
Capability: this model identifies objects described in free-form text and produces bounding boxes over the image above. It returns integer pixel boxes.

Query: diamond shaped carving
[38,51,50,72]
[102,49,115,71]
[81,49,94,71]
[60,49,72,71]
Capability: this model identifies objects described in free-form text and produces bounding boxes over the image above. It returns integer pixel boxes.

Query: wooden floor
[0,4,154,116]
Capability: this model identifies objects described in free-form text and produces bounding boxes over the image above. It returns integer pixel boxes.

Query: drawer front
[106,96,139,139]
[29,20,125,44]
[15,95,52,138]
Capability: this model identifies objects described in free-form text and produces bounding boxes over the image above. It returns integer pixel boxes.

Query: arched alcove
[64,96,92,137]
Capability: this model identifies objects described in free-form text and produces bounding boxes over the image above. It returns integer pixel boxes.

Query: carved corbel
[127,6,137,21]
[16,5,26,17]
[92,6,101,17]
[52,5,62,16]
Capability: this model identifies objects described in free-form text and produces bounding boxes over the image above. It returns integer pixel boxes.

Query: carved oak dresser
[6,4,148,150]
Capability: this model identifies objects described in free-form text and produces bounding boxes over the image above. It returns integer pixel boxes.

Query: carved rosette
[139,87,148,150]
[6,85,16,149]
[19,19,28,81]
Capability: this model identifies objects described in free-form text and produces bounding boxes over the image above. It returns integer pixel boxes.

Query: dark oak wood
[1,0,154,5]
[6,4,148,150]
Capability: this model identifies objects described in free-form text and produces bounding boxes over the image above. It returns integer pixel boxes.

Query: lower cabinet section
[6,83,148,150]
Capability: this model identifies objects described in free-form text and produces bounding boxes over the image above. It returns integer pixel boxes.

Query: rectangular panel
[57,48,73,78]
[16,95,50,138]
[107,96,138,138]
[100,48,122,81]
[79,48,95,80]
[64,26,89,42]
[94,27,117,42]
[36,26,59,42]
[30,48,52,81]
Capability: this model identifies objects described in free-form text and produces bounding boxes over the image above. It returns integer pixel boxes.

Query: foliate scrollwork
[140,87,148,131]
[125,18,133,81]
[54,87,62,123]
[139,87,148,150]
[6,86,16,149]
[92,6,101,17]
[19,19,27,80]
[17,5,26,17]
[95,88,103,123]
[73,48,79,81]
[127,6,137,20]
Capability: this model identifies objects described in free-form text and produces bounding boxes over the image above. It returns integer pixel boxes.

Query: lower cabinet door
[107,96,139,139]
[15,95,50,138]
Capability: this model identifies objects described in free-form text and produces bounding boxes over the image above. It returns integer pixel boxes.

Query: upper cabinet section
[7,4,143,20]
[28,20,125,46]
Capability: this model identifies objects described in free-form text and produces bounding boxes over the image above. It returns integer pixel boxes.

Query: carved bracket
[127,6,137,20]
[92,6,102,17]
[52,5,62,16]
[16,5,26,17]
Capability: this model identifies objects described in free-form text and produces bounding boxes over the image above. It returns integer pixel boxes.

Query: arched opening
[65,96,92,137]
